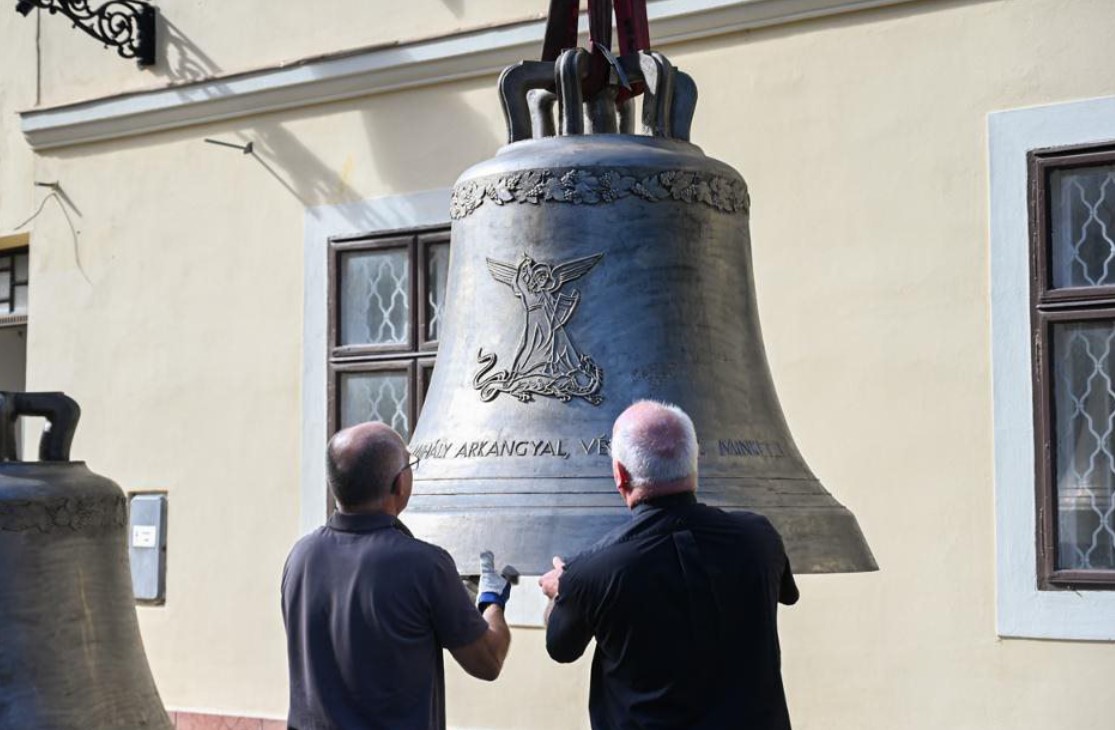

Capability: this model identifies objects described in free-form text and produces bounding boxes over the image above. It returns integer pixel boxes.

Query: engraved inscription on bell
[473,253,604,405]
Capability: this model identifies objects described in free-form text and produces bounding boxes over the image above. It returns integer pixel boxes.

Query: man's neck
[627,482,696,508]
[337,500,398,518]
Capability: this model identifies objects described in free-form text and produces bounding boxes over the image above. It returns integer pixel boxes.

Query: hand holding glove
[477,550,515,612]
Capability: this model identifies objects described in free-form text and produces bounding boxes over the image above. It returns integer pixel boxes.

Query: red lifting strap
[613,0,650,55]
[540,0,651,99]
[541,0,650,59]
[588,0,613,53]
[541,0,579,62]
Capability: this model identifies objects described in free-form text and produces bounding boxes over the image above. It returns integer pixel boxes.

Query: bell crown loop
[0,391,80,463]
[499,42,696,143]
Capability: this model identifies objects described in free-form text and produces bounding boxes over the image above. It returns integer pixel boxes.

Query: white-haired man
[540,400,799,730]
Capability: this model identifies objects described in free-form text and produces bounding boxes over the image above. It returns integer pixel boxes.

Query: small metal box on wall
[128,492,167,603]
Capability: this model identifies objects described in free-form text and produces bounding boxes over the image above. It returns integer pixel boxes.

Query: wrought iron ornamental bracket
[16,0,156,67]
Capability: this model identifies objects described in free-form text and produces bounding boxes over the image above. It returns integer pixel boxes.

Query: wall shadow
[440,0,465,19]
[42,13,504,234]
[357,75,504,200]
[234,120,384,231]
[156,15,376,223]
[155,16,224,83]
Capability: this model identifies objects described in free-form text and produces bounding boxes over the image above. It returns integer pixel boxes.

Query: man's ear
[394,469,412,511]
[614,462,636,507]
[613,460,631,489]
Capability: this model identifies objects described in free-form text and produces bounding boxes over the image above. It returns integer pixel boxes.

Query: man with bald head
[282,422,512,730]
[541,400,799,730]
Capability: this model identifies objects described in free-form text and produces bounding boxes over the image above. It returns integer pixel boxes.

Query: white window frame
[300,189,451,535]
[991,95,1115,640]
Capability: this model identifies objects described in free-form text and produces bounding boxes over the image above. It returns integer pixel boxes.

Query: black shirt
[281,512,488,730]
[546,492,799,730]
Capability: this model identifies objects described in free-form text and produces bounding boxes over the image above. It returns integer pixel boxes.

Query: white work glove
[477,550,513,612]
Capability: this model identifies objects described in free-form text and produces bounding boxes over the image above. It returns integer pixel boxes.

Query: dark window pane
[416,359,437,424]
[339,370,411,440]
[14,254,28,283]
[339,249,411,347]
[419,362,435,402]
[1052,320,1115,570]
[13,285,27,315]
[426,242,450,341]
[1051,166,1115,288]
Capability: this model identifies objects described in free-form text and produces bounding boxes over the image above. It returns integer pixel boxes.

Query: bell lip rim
[402,502,879,575]
[0,459,89,466]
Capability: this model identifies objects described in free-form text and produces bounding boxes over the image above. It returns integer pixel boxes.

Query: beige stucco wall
[12,0,1115,728]
[1,5,37,235]
[36,0,550,106]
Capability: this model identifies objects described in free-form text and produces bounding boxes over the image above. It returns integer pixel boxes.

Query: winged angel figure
[474,253,604,404]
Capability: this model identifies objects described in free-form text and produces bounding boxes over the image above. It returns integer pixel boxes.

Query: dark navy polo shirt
[282,511,488,730]
[546,492,800,730]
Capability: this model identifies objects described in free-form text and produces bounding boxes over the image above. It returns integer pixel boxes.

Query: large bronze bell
[406,46,876,576]
[0,392,171,730]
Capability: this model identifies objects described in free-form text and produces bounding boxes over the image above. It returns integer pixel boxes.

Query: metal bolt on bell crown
[0,392,172,730]
[404,45,877,576]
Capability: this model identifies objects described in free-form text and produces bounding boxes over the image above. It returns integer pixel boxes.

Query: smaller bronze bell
[0,392,171,730]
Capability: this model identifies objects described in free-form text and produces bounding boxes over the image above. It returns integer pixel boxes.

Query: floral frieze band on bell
[450,167,750,219]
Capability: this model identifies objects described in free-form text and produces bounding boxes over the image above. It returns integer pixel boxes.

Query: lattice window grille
[1055,170,1115,288]
[347,254,410,345]
[346,375,410,439]
[1055,323,1115,570]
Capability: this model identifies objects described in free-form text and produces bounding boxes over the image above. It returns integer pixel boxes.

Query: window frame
[416,229,450,352]
[1029,142,1115,590]
[0,246,29,328]
[325,224,449,447]
[328,359,417,438]
[328,234,417,359]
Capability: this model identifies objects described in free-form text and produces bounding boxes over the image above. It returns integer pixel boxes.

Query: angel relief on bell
[473,252,605,405]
